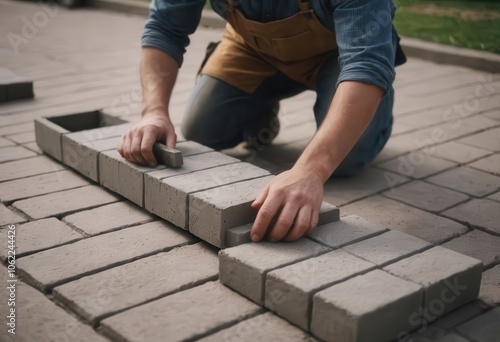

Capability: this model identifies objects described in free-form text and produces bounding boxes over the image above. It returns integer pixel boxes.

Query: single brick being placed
[53,243,218,323]
[265,249,376,330]
[225,201,340,247]
[99,149,166,206]
[100,281,261,342]
[311,269,424,342]
[199,312,315,342]
[144,151,240,215]
[17,221,193,292]
[308,215,388,249]
[384,246,483,319]
[342,229,432,266]
[189,175,275,247]
[157,162,270,229]
[0,218,82,260]
[0,267,108,342]
[219,239,328,305]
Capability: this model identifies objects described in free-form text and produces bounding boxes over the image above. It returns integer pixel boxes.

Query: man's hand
[250,167,324,242]
[117,112,176,167]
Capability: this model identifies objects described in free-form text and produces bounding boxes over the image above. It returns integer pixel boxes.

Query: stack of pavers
[35,110,483,342]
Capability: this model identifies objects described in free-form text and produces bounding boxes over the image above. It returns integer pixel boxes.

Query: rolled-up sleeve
[331,0,397,93]
[142,0,206,67]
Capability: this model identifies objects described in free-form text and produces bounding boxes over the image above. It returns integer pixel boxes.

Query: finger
[166,129,177,148]
[267,201,300,242]
[305,208,319,236]
[117,134,126,156]
[251,192,282,242]
[141,131,159,167]
[251,184,269,210]
[283,206,312,242]
[121,131,134,161]
[130,131,147,165]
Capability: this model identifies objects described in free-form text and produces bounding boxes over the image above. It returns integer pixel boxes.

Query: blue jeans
[181,55,394,177]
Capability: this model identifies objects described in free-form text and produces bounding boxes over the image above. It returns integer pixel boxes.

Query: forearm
[140,46,179,118]
[295,81,384,182]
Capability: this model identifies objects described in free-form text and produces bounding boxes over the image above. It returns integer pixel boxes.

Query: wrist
[142,107,169,119]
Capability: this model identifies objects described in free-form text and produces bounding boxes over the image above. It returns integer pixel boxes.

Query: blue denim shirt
[142,0,398,92]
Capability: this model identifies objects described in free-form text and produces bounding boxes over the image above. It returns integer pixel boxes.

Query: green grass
[394,0,500,53]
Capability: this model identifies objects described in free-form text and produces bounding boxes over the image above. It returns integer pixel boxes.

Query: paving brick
[432,333,470,342]
[0,68,34,101]
[343,230,432,267]
[443,199,500,235]
[153,143,183,168]
[0,122,33,136]
[0,146,37,163]
[377,154,456,179]
[219,239,328,304]
[224,202,340,247]
[385,247,483,318]
[0,203,26,226]
[0,155,65,182]
[63,201,153,236]
[99,149,166,206]
[64,136,121,182]
[0,267,108,342]
[488,191,500,202]
[13,185,119,220]
[23,141,42,154]
[468,153,500,175]
[308,215,388,249]
[5,130,36,144]
[175,140,213,156]
[199,312,316,342]
[432,141,492,164]
[0,170,89,202]
[455,308,500,342]
[0,136,15,147]
[311,269,423,342]
[342,195,468,244]
[427,167,500,197]
[53,243,218,322]
[158,163,270,229]
[34,117,69,161]
[100,281,261,342]
[17,221,193,292]
[265,249,375,330]
[479,265,500,305]
[459,127,500,152]
[441,230,500,267]
[383,181,470,213]
[431,300,490,332]
[0,218,82,260]
[144,151,240,215]
[189,175,275,247]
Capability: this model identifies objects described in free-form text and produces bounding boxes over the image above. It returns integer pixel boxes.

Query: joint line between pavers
[2,184,91,207]
[153,158,241,183]
[307,227,389,250]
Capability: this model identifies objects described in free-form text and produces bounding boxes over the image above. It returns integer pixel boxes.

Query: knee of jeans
[333,159,367,177]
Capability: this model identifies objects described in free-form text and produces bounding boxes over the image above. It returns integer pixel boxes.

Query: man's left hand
[250,166,324,242]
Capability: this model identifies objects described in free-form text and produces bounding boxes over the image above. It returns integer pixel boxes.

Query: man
[117,0,405,243]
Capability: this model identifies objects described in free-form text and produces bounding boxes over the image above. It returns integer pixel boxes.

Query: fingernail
[251,234,259,242]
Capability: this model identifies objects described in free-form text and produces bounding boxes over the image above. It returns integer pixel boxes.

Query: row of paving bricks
[22,107,489,341]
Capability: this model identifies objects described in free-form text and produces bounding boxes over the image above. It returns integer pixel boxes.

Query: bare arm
[118,47,179,166]
[251,81,384,242]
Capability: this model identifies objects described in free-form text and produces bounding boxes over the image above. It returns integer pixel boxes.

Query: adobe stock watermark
[7,0,60,53]
[384,74,497,189]
[397,277,468,342]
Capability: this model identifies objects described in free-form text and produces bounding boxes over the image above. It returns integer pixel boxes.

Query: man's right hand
[117,112,176,167]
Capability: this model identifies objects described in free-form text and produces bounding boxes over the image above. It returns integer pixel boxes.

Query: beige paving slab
[459,127,500,152]
[12,185,120,219]
[377,153,456,179]
[0,218,82,260]
[427,167,500,197]
[383,180,470,213]
[0,136,15,147]
[0,170,89,202]
[23,141,42,154]
[342,195,468,244]
[53,243,218,323]
[442,229,500,267]
[479,265,500,305]
[432,141,492,164]
[487,191,500,202]
[100,281,261,342]
[443,199,500,235]
[0,267,109,342]
[0,202,26,226]
[0,155,65,182]
[17,221,193,291]
[6,130,36,144]
[63,201,154,236]
[0,121,33,136]
[468,153,500,175]
[455,308,500,342]
[0,146,37,163]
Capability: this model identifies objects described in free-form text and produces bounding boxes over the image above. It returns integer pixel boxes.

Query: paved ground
[0,0,499,341]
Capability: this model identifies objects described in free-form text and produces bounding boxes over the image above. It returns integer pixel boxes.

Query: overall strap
[298,0,311,12]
